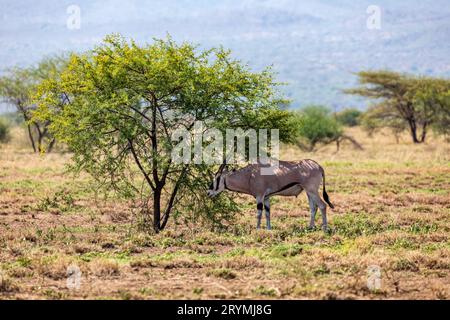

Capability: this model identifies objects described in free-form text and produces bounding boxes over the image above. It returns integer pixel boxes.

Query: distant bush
[292,105,363,152]
[294,105,343,151]
[0,117,11,143]
[336,108,363,127]
[1,112,24,126]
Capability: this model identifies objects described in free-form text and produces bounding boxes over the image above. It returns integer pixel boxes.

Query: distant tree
[294,105,362,152]
[0,117,11,143]
[33,35,297,233]
[0,55,67,152]
[346,71,450,143]
[336,108,362,127]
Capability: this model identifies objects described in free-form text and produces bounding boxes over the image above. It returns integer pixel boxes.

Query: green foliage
[346,70,450,143]
[0,117,11,143]
[33,34,297,233]
[336,108,362,127]
[293,105,343,151]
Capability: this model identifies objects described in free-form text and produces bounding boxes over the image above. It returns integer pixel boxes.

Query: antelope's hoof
[322,226,332,234]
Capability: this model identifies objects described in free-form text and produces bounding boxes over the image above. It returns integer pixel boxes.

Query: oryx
[207,159,334,231]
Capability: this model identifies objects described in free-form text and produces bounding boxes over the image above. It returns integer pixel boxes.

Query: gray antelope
[207,159,334,231]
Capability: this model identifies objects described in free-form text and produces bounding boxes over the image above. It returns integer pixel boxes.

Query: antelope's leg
[264,197,271,230]
[307,192,317,229]
[319,199,328,232]
[256,198,263,229]
[310,192,327,231]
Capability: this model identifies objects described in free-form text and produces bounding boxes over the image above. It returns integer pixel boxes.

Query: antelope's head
[207,164,227,198]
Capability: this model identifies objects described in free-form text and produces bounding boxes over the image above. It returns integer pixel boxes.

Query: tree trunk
[18,104,37,153]
[153,188,162,233]
[160,168,186,231]
[419,122,428,143]
[408,119,421,143]
[35,123,44,152]
[26,124,37,153]
[37,134,43,153]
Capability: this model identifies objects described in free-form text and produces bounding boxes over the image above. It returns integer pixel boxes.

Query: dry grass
[0,127,449,299]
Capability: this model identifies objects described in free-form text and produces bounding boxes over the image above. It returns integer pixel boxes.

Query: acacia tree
[0,56,67,152]
[33,35,296,233]
[346,71,450,143]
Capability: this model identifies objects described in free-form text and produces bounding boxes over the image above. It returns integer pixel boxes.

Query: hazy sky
[1,0,449,110]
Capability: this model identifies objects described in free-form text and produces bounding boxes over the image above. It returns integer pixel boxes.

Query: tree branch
[127,138,155,191]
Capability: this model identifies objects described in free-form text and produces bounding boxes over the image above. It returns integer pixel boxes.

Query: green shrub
[1,112,23,125]
[294,105,342,151]
[336,108,362,127]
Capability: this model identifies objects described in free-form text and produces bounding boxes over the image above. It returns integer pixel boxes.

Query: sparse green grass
[207,268,237,280]
[0,127,449,299]
[253,285,278,297]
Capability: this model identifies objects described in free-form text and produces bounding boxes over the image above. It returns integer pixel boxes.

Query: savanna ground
[0,127,449,300]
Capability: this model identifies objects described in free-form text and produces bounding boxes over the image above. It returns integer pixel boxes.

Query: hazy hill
[1,0,450,112]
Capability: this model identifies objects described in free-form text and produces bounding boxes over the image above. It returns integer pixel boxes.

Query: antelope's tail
[321,169,334,209]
